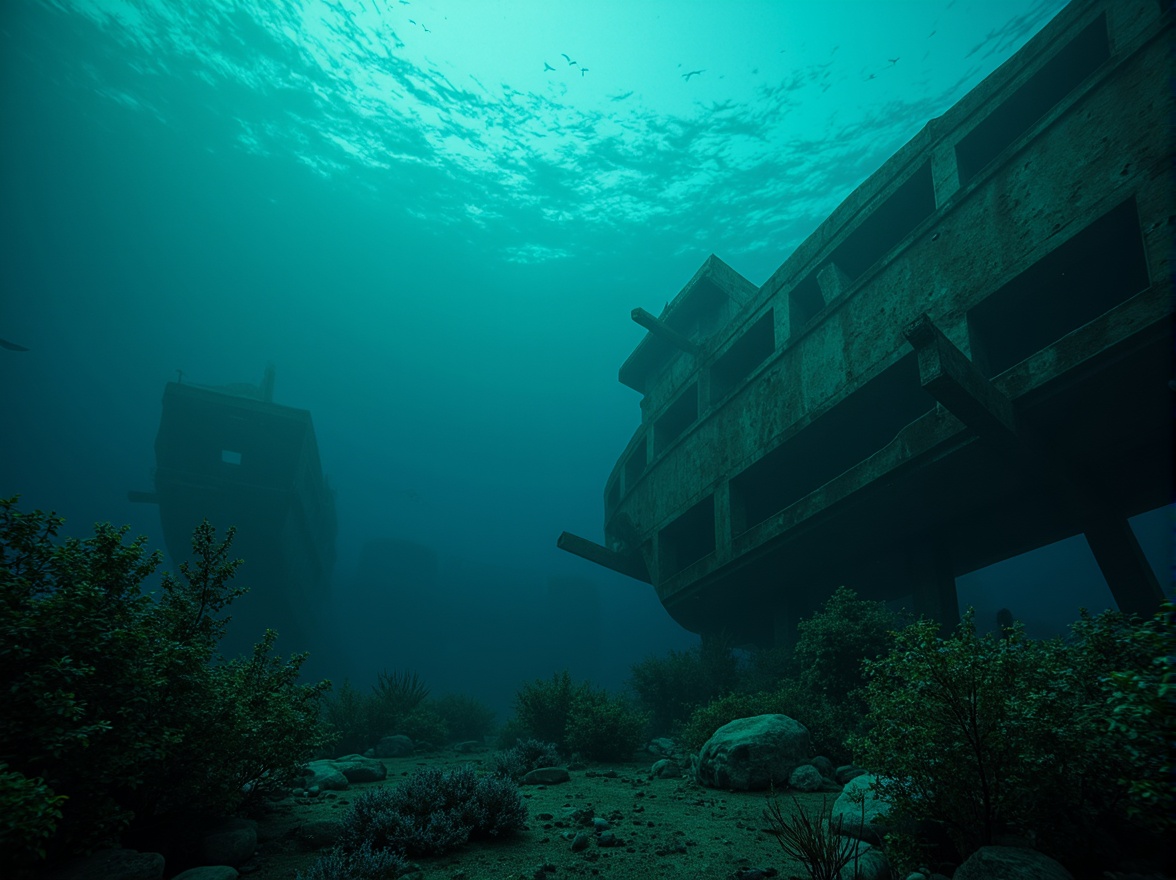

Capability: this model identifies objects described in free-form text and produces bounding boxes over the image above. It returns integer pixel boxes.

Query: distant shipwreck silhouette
[130,365,337,657]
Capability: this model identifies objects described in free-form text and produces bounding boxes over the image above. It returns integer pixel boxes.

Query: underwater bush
[492,738,562,780]
[295,839,410,880]
[0,763,66,868]
[334,765,527,859]
[630,636,740,734]
[322,670,435,754]
[397,704,449,748]
[850,604,1174,871]
[513,670,589,751]
[565,686,649,762]
[0,497,333,866]
[431,693,497,742]
[793,585,900,699]
[323,680,377,756]
[1068,602,1175,833]
[675,589,896,761]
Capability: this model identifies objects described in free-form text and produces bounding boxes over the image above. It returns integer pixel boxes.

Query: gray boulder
[376,734,414,757]
[302,760,350,791]
[695,714,811,791]
[954,846,1073,880]
[328,754,387,783]
[831,774,891,844]
[837,840,890,880]
[647,737,676,757]
[788,763,825,792]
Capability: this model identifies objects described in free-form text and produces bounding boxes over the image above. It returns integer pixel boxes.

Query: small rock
[570,832,590,852]
[522,766,570,785]
[647,737,675,757]
[651,758,682,779]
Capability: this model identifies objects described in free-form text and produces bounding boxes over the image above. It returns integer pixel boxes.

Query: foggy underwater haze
[1,0,1170,715]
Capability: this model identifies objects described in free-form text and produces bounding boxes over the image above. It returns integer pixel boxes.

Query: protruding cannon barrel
[631,308,700,356]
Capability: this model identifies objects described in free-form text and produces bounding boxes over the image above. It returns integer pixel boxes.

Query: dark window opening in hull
[711,310,776,403]
[655,383,699,456]
[968,198,1149,379]
[956,13,1109,185]
[625,436,648,489]
[831,162,935,281]
[731,353,934,534]
[659,495,715,578]
[789,274,824,337]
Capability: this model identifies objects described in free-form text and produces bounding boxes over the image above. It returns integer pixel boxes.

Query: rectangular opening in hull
[659,495,715,577]
[711,310,775,402]
[789,274,823,337]
[967,198,1150,379]
[625,435,648,489]
[830,162,935,281]
[655,383,699,456]
[731,353,935,534]
[956,13,1109,184]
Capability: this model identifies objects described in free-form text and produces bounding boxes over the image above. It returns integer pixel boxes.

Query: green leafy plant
[1069,602,1175,833]
[321,670,432,755]
[431,693,496,743]
[398,704,449,748]
[850,609,1080,858]
[322,680,375,756]
[0,763,67,870]
[630,636,740,734]
[565,686,649,762]
[849,603,1176,871]
[513,671,588,751]
[793,586,899,699]
[0,497,333,865]
[763,792,863,880]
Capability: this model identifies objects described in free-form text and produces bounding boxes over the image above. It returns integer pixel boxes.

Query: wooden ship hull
[560,0,1172,646]
[131,370,337,657]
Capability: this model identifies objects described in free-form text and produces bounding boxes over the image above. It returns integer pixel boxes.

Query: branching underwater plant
[763,792,863,880]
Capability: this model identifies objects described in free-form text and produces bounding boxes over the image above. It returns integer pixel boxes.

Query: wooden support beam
[904,312,1165,617]
[632,308,700,356]
[903,312,1018,448]
[1083,512,1165,617]
[557,531,651,583]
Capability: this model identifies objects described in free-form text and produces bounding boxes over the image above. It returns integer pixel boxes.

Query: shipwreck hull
[133,378,337,657]
[561,0,1173,646]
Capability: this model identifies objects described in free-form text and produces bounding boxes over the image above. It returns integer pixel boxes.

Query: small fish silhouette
[544,61,555,71]
[681,69,704,81]
[561,53,577,66]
